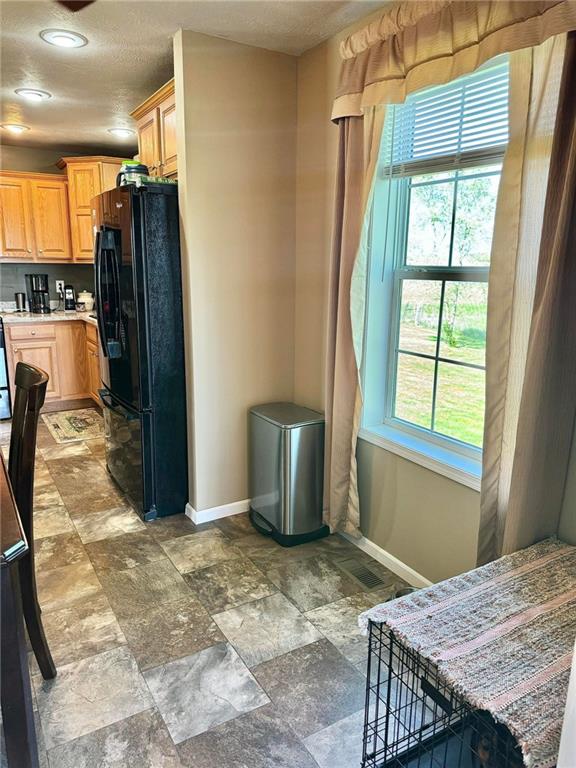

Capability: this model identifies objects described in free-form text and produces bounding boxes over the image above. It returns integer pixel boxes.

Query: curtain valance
[332,0,576,120]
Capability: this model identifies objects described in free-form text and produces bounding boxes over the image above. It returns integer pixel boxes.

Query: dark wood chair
[8,362,56,681]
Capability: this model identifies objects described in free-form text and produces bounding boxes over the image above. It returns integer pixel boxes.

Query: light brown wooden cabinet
[5,321,100,404]
[131,80,177,178]
[57,156,125,262]
[85,323,101,403]
[0,172,72,262]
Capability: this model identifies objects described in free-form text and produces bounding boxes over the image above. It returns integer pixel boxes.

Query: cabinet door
[86,339,101,402]
[29,179,72,262]
[159,92,177,177]
[0,176,35,260]
[137,111,160,175]
[67,163,101,262]
[10,340,61,399]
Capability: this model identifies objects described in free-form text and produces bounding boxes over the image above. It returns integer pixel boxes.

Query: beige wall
[174,30,297,512]
[0,144,105,173]
[294,10,481,582]
[559,419,576,544]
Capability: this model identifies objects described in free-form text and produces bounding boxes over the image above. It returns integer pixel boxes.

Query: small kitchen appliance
[14,292,26,312]
[25,274,51,314]
[64,285,76,311]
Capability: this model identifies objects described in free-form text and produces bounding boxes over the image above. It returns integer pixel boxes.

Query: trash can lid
[250,402,324,428]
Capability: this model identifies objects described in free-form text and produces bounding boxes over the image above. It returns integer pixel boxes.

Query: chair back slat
[8,363,49,544]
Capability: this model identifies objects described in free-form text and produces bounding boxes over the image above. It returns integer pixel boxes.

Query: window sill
[358,425,481,491]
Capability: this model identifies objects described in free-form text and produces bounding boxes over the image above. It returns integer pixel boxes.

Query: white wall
[174,30,297,513]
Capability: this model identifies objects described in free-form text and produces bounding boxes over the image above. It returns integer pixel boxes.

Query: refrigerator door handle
[99,390,139,421]
[94,229,108,358]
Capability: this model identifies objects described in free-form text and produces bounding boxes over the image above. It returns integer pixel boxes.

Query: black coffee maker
[25,274,51,314]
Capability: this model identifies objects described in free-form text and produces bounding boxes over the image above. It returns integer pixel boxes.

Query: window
[362,58,509,487]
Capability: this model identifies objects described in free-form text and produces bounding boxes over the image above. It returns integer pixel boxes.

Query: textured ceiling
[0,0,384,152]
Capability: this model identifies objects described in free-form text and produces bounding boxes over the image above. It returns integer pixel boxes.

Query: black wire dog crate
[362,622,524,768]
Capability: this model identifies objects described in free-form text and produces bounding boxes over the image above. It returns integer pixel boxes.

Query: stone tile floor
[0,415,407,767]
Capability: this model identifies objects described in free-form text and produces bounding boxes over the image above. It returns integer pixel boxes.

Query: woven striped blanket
[360,538,576,768]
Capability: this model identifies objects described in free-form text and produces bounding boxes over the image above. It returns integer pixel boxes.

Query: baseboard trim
[185,499,250,525]
[341,532,433,588]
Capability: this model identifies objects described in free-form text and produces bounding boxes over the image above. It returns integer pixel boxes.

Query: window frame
[361,136,507,489]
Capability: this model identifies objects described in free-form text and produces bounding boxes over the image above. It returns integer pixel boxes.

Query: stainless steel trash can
[249,402,329,547]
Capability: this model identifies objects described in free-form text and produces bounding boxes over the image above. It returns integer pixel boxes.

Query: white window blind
[381,58,509,175]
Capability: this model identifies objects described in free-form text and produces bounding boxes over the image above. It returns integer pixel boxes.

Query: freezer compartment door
[100,389,156,520]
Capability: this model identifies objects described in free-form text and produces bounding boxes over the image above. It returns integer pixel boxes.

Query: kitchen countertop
[0,311,98,327]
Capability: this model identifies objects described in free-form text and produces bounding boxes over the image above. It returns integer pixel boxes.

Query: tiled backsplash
[0,263,95,304]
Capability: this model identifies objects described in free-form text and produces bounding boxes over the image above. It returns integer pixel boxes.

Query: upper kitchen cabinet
[131,79,177,178]
[57,156,125,262]
[0,172,72,262]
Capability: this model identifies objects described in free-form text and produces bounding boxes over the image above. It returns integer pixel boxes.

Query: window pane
[434,362,485,447]
[394,353,435,429]
[406,173,454,266]
[452,172,500,266]
[398,280,441,356]
[439,282,487,366]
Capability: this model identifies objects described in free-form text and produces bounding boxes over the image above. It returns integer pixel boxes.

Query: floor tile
[46,709,183,768]
[46,455,125,513]
[86,530,165,572]
[213,512,255,540]
[252,639,365,739]
[34,505,76,540]
[263,554,361,612]
[303,709,365,768]
[86,437,106,464]
[160,530,243,573]
[144,642,269,743]
[214,592,322,668]
[304,587,395,665]
[36,422,57,448]
[184,557,277,614]
[34,646,153,750]
[39,593,126,666]
[177,705,319,768]
[71,505,145,544]
[118,595,225,671]
[36,560,103,613]
[98,558,191,620]
[35,532,90,571]
[148,513,214,542]
[40,443,92,461]
[242,534,353,571]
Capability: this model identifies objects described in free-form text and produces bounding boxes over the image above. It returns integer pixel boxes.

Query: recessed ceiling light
[107,128,135,139]
[40,29,88,48]
[1,124,30,134]
[15,88,52,102]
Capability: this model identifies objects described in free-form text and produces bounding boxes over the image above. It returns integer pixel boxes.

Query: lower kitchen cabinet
[85,323,101,403]
[10,338,61,399]
[5,321,100,404]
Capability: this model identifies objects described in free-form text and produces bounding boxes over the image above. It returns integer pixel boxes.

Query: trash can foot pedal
[249,509,330,548]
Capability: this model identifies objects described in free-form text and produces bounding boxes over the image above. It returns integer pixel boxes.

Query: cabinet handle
[27,249,32,253]
[38,249,43,253]
[30,330,36,336]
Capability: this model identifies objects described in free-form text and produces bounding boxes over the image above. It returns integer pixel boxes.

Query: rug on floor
[42,408,104,443]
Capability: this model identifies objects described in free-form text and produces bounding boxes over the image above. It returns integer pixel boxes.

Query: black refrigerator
[93,183,187,520]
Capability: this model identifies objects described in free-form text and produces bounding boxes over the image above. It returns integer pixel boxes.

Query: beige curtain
[325,109,384,535]
[478,35,566,565]
[501,31,576,554]
[327,1,576,536]
[333,0,576,120]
